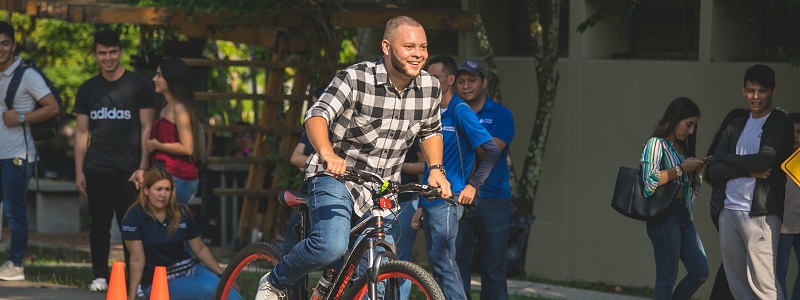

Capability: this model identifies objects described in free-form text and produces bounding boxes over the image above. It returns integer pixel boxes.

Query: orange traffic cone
[150,266,170,300]
[106,261,127,300]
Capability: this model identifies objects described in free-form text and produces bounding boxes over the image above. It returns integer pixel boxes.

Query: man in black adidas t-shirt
[73,29,156,292]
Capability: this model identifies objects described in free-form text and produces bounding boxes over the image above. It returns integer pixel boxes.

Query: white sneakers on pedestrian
[89,277,108,291]
[255,272,285,300]
[0,261,24,281]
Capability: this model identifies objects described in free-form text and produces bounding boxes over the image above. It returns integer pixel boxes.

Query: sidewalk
[0,231,649,300]
[488,280,649,299]
[0,280,105,299]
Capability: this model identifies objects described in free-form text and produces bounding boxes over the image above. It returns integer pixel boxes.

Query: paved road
[0,280,105,300]
[495,279,649,299]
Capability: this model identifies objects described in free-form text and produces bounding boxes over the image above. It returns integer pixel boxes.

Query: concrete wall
[478,0,800,298]
[497,58,800,298]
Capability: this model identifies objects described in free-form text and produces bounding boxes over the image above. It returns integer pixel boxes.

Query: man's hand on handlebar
[427,171,452,199]
[321,152,347,176]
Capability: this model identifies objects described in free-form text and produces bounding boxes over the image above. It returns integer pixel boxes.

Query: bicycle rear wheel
[341,260,445,300]
[215,242,294,300]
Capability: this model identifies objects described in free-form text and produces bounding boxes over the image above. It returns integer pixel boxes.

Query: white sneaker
[255,272,285,300]
[0,261,24,281]
[89,277,108,291]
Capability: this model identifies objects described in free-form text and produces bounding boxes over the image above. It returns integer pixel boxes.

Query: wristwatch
[429,164,446,176]
[17,113,25,124]
[675,165,683,177]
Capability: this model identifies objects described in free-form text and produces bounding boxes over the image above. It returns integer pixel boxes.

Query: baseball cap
[457,59,485,78]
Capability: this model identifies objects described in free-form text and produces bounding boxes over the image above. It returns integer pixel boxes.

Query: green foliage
[24,265,94,288]
[2,11,141,113]
[339,28,359,63]
[121,0,344,22]
[725,0,800,65]
[203,40,271,126]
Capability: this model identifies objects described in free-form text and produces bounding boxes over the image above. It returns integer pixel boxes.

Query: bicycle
[214,166,451,300]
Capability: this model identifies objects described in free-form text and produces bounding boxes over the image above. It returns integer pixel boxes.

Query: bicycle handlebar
[337,166,457,205]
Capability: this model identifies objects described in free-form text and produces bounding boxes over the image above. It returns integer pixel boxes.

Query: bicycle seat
[279,190,308,208]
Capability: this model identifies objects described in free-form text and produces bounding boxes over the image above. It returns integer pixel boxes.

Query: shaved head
[383,16,423,41]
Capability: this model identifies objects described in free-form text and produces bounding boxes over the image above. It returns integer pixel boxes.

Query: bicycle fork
[366,236,395,299]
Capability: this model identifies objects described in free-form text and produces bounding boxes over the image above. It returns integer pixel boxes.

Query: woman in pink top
[146,58,202,205]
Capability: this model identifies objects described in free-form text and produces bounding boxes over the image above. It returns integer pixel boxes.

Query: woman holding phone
[640,97,710,300]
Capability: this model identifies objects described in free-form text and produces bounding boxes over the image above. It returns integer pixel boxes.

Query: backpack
[3,60,62,141]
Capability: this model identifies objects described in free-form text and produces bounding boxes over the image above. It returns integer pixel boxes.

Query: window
[620,0,699,60]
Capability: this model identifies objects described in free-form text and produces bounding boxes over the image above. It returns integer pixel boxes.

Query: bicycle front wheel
[215,242,293,300]
[341,260,445,300]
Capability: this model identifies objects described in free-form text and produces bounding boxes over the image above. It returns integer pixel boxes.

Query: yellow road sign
[783,147,800,188]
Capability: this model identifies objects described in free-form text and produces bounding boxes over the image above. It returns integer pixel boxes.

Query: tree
[469,0,563,210]
[468,0,563,275]
[3,12,140,114]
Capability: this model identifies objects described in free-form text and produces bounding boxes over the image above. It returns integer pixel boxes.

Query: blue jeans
[0,159,32,266]
[777,233,800,300]
[366,199,414,299]
[422,201,466,300]
[269,176,353,289]
[392,200,418,263]
[646,207,709,300]
[173,177,199,205]
[456,198,511,300]
[145,264,242,300]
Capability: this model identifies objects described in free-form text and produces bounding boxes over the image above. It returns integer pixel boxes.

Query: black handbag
[611,166,681,221]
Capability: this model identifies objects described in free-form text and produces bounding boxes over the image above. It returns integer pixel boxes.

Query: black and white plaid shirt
[304,58,442,216]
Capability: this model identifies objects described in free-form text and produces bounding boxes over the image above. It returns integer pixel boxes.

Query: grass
[0,250,95,288]
[24,265,95,288]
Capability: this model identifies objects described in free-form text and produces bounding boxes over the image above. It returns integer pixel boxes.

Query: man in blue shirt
[454,59,515,300]
[414,55,500,300]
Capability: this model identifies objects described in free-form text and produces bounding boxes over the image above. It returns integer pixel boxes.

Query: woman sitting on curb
[122,167,241,300]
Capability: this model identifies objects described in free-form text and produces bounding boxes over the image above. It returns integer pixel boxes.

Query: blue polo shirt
[475,97,515,199]
[298,133,314,157]
[421,96,492,206]
[121,205,201,289]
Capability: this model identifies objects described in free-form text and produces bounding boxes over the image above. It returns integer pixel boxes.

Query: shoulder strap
[3,64,28,109]
[453,102,472,178]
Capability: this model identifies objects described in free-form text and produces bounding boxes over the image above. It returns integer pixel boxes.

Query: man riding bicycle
[256,15,452,300]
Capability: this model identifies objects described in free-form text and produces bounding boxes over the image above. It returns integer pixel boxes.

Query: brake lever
[418,186,458,206]
[440,197,458,206]
[338,173,364,184]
